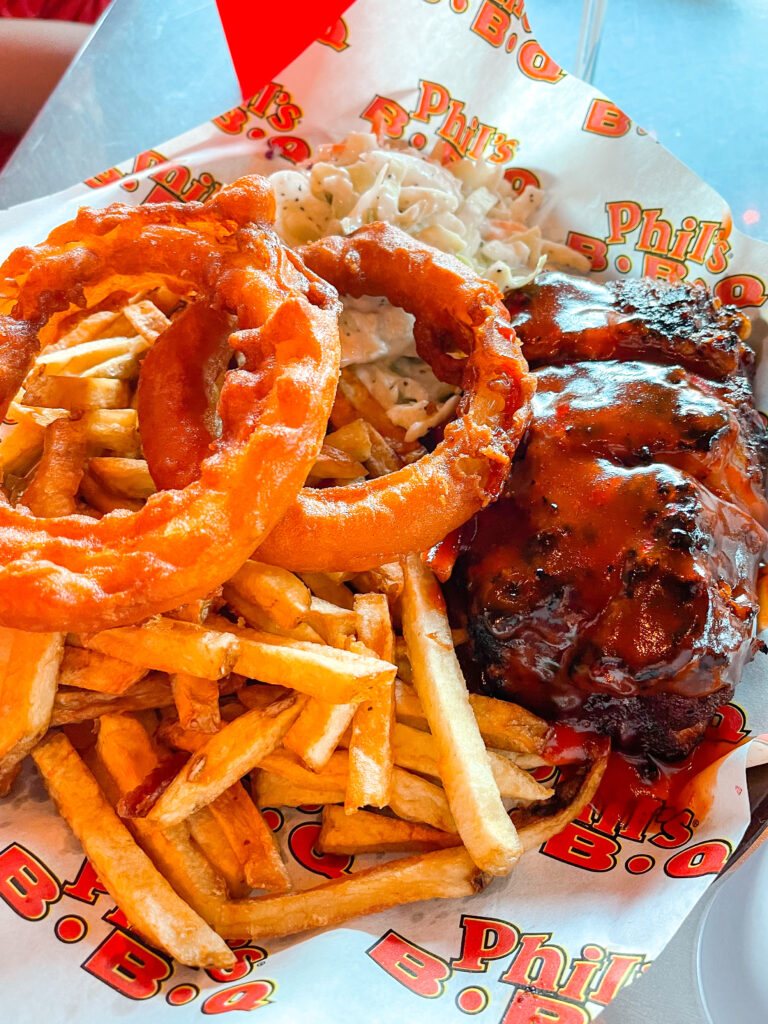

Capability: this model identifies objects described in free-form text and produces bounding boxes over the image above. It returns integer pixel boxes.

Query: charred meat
[455,274,767,760]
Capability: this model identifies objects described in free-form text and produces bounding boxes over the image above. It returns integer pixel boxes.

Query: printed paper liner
[0,2,767,1020]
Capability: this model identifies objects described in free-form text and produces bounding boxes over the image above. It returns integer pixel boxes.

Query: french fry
[513,753,609,852]
[227,561,311,630]
[363,422,404,476]
[79,469,143,513]
[81,408,141,456]
[215,847,487,941]
[208,783,291,893]
[389,766,457,834]
[50,671,174,725]
[304,596,357,647]
[0,628,63,777]
[187,805,252,899]
[88,457,156,500]
[350,561,404,605]
[95,714,229,924]
[206,615,395,704]
[122,298,171,341]
[324,419,372,462]
[21,418,87,517]
[259,747,349,790]
[402,555,521,874]
[224,588,325,644]
[58,645,147,695]
[318,806,461,854]
[55,307,125,348]
[297,572,355,609]
[254,771,345,808]
[395,679,548,755]
[166,592,220,625]
[0,420,44,475]
[283,697,358,771]
[307,444,367,483]
[23,375,131,412]
[389,722,553,803]
[758,565,768,633]
[145,692,305,829]
[32,732,234,967]
[346,593,395,811]
[171,673,221,733]
[0,762,22,798]
[36,334,150,377]
[260,749,456,834]
[83,618,240,679]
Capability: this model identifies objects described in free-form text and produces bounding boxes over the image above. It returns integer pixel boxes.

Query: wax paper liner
[0,1,767,1021]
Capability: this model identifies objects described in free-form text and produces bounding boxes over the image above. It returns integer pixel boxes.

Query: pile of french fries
[0,293,607,968]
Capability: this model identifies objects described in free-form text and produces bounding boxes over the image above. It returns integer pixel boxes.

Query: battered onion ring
[137,222,534,571]
[260,223,535,570]
[0,177,341,631]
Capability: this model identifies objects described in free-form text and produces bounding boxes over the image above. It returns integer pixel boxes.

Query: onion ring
[264,224,535,569]
[0,177,341,631]
[136,223,534,571]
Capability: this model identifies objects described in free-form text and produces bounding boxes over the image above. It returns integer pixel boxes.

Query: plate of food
[0,2,766,1022]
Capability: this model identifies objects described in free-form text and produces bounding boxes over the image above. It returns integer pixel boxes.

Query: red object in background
[0,133,17,169]
[215,0,355,100]
[0,1,109,20]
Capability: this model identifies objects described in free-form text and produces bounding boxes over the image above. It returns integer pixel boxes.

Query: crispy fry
[227,560,311,630]
[166,590,221,625]
[283,697,357,771]
[21,418,88,517]
[187,806,252,899]
[215,847,487,940]
[36,334,150,377]
[254,771,345,808]
[307,444,367,483]
[395,679,548,755]
[350,561,404,605]
[88,457,156,500]
[95,714,229,923]
[32,732,234,967]
[758,565,768,633]
[324,419,372,463]
[389,722,553,803]
[208,783,291,893]
[318,806,461,854]
[81,408,140,456]
[145,692,304,829]
[79,468,143,513]
[23,375,131,412]
[206,615,395,704]
[0,628,63,777]
[297,572,355,609]
[0,419,44,475]
[402,555,521,874]
[224,588,325,644]
[513,754,609,852]
[346,593,395,811]
[50,671,174,725]
[0,762,21,797]
[171,672,221,733]
[305,596,357,647]
[389,766,457,834]
[83,618,240,679]
[122,298,171,341]
[260,748,455,833]
[58,645,147,695]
